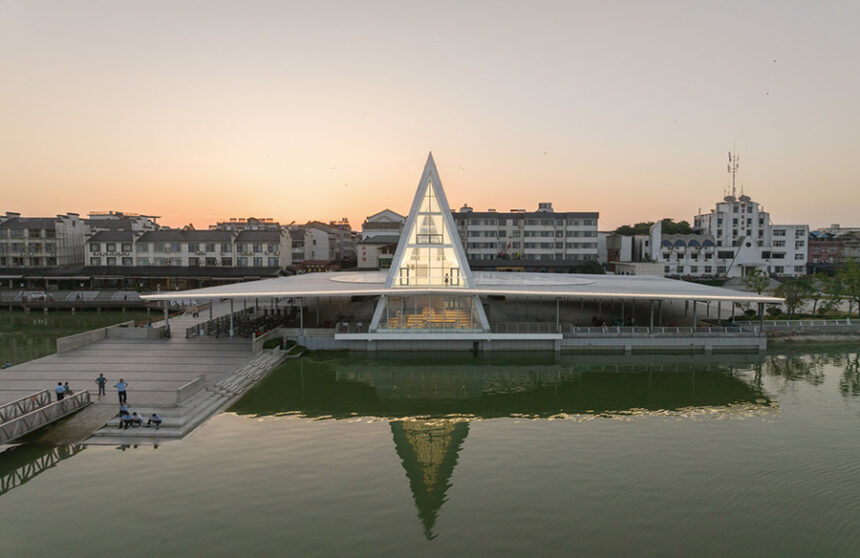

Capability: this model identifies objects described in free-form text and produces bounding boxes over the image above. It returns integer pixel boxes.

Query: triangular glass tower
[369,153,489,333]
[384,152,473,289]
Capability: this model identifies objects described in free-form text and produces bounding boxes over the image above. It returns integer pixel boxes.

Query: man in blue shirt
[147,413,162,429]
[54,382,65,401]
[95,373,107,398]
[114,378,128,404]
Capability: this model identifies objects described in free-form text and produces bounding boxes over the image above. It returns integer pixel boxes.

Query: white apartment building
[86,229,292,270]
[647,194,808,278]
[0,212,87,268]
[452,203,599,269]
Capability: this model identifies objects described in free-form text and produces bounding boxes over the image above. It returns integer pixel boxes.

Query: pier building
[143,154,782,351]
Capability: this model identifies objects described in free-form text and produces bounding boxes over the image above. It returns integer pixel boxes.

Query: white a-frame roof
[384,153,474,289]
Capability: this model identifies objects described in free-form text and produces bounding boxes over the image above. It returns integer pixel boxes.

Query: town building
[87,211,160,232]
[85,228,292,269]
[638,193,809,279]
[452,202,599,272]
[0,212,87,268]
[210,217,280,231]
[808,225,860,273]
[357,209,405,270]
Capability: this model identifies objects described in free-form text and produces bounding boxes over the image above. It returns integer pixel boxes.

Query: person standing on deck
[95,373,107,398]
[114,378,128,404]
[55,382,65,401]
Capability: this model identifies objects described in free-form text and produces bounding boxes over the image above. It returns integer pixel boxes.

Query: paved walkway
[0,302,254,442]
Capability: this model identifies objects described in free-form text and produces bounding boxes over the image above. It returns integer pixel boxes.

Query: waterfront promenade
[0,303,270,444]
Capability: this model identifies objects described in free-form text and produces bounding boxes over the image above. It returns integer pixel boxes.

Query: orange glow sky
[1,1,858,230]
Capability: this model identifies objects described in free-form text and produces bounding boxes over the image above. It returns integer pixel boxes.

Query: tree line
[742,260,860,319]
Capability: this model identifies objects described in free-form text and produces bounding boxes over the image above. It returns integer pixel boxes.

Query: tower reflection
[230,352,774,539]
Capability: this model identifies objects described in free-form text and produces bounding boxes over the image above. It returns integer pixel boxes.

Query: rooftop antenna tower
[727,150,740,197]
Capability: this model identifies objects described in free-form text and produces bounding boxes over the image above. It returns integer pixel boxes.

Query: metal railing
[0,390,53,424]
[0,391,91,444]
[564,325,761,337]
[489,323,562,334]
[757,318,856,329]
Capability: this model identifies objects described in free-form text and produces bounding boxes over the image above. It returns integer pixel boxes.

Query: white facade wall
[649,195,809,278]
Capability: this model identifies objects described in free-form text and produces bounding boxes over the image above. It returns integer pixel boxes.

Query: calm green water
[1,350,859,557]
[0,309,152,365]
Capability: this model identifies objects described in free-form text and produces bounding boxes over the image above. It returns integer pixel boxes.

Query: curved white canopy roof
[141,270,782,303]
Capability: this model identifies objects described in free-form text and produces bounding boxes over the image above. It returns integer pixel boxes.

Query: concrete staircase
[88,350,286,443]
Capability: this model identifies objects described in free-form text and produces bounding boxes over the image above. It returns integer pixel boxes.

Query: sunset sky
[1,1,858,231]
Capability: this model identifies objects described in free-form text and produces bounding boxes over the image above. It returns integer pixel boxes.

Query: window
[189,243,199,252]
[773,240,785,247]
[206,243,216,252]
[794,266,805,273]
[136,243,149,253]
[772,252,785,259]
[89,243,100,252]
[237,257,248,266]
[253,243,262,253]
[794,253,804,260]
[267,243,279,253]
[106,243,116,252]
[221,243,231,253]
[690,266,698,273]
[138,257,149,265]
[90,257,101,265]
[664,266,670,273]
[155,243,168,252]
[171,243,181,252]
[774,266,784,273]
[121,243,132,252]
[206,257,218,266]
[718,251,734,259]
[774,230,786,237]
[704,266,713,273]
[795,241,805,249]
[189,257,200,266]
[106,257,116,265]
[253,257,263,266]
[268,257,279,267]
[122,257,133,265]
[676,265,684,273]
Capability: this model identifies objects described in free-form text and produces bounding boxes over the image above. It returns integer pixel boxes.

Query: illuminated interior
[394,179,468,288]
[374,294,483,331]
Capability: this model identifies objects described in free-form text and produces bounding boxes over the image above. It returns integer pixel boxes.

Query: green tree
[742,268,770,295]
[613,218,693,236]
[774,279,812,318]
[836,258,860,318]
[805,275,828,316]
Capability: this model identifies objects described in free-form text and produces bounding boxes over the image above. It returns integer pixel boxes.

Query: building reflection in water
[229,352,776,539]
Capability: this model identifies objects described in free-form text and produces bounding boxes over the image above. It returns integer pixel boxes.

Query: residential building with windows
[357,209,405,270]
[645,194,808,278]
[0,212,87,268]
[86,228,291,270]
[808,225,860,273]
[452,203,599,272]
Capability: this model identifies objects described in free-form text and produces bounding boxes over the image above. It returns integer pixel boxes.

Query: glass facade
[395,179,467,288]
[374,294,484,332]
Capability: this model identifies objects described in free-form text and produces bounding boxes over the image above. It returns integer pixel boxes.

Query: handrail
[0,391,91,444]
[0,390,53,424]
